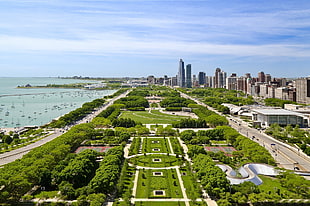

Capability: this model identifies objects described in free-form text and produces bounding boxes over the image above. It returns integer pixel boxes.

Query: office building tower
[178,59,185,87]
[265,74,271,83]
[198,72,206,85]
[214,68,221,88]
[221,71,227,88]
[258,71,265,83]
[226,74,238,90]
[207,76,214,88]
[296,78,310,104]
[192,75,198,87]
[214,68,227,88]
[186,64,192,88]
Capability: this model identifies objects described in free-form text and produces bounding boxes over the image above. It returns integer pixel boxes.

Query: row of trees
[180,128,225,144]
[186,87,254,106]
[48,98,106,128]
[0,123,94,203]
[266,123,310,155]
[264,98,299,108]
[88,146,124,194]
[112,118,140,128]
[172,118,208,128]
[105,88,128,99]
[54,149,99,189]
[192,154,230,198]
[127,89,149,97]
[114,96,149,110]
[190,105,228,127]
[85,129,131,145]
[97,104,122,120]
[160,96,195,108]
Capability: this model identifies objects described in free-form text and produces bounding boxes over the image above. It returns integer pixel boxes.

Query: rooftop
[252,109,304,116]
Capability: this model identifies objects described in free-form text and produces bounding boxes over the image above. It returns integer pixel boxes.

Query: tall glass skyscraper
[186,64,192,88]
[178,59,185,87]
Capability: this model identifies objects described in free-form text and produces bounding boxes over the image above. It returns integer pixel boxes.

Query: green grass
[119,110,188,124]
[134,202,186,206]
[258,175,297,198]
[129,154,183,168]
[169,137,184,155]
[119,166,136,197]
[179,166,201,200]
[141,137,171,153]
[136,169,183,198]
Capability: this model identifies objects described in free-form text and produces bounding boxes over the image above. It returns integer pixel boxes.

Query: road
[0,90,130,166]
[180,92,310,172]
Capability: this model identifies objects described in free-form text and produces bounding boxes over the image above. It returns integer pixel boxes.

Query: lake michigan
[0,77,116,128]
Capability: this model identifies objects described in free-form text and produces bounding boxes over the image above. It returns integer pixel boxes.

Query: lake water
[0,77,116,128]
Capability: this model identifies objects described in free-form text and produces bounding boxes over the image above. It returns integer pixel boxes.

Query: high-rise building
[178,59,185,87]
[214,68,221,88]
[258,71,265,83]
[296,78,310,104]
[186,64,192,88]
[214,68,227,88]
[226,74,238,90]
[206,76,214,88]
[192,75,198,87]
[265,74,271,83]
[198,72,206,85]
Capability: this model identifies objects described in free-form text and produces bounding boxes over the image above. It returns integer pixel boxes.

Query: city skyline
[1,0,310,77]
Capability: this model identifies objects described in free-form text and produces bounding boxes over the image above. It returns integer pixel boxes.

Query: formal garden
[1,86,310,206]
[136,168,183,198]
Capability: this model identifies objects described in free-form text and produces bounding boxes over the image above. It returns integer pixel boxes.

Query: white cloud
[0,34,310,58]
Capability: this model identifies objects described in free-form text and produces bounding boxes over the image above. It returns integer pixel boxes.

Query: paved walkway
[127,136,216,206]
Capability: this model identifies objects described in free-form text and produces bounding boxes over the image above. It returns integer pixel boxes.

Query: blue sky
[0,0,310,78]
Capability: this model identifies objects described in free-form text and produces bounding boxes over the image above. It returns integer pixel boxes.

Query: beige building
[295,78,310,104]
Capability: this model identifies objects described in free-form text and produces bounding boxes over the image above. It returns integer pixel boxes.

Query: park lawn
[134,202,186,206]
[136,169,183,198]
[119,110,188,124]
[142,137,171,153]
[258,175,297,197]
[169,137,183,155]
[130,154,182,168]
[179,166,201,200]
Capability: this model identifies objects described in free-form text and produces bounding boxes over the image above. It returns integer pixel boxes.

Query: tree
[87,193,106,206]
[187,145,206,158]
[2,135,13,144]
[59,181,76,200]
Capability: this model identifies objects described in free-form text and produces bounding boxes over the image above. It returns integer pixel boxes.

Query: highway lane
[0,90,130,166]
[229,118,310,171]
[180,91,310,172]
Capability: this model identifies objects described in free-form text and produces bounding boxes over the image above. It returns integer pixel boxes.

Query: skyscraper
[214,68,221,88]
[178,59,185,87]
[214,68,226,88]
[186,64,192,88]
[258,71,265,83]
[265,74,271,83]
[296,78,310,104]
[198,72,206,85]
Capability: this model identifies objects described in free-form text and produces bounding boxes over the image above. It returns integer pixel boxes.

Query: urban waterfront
[0,77,115,128]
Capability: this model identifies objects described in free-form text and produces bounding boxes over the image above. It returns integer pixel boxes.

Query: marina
[0,77,115,128]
